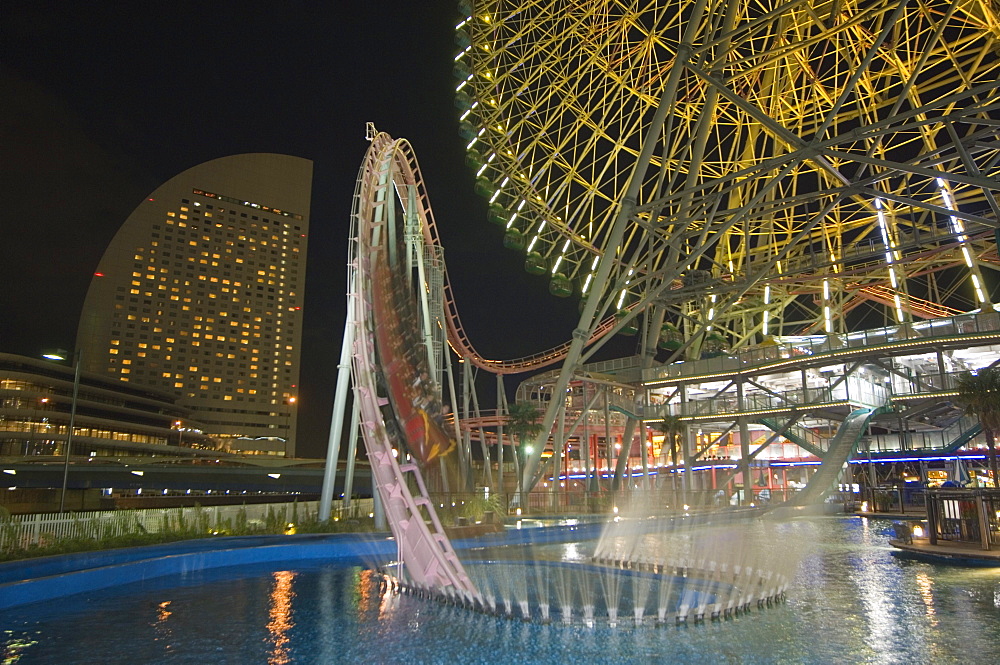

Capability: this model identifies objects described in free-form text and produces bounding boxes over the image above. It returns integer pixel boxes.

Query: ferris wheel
[453,0,1000,358]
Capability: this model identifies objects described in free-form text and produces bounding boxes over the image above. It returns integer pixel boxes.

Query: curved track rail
[350,133,478,599]
[383,133,624,374]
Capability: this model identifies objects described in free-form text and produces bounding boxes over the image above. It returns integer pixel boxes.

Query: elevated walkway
[645,310,1000,386]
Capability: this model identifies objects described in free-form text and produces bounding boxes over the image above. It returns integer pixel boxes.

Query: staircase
[757,417,825,457]
[787,407,880,506]
[944,422,983,454]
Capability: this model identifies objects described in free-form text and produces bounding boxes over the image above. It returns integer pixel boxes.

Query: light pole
[284,396,296,458]
[43,349,80,514]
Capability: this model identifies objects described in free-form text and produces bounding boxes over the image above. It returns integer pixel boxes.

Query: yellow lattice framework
[455,0,1000,355]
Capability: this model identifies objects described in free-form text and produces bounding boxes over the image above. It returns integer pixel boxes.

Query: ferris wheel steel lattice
[453,0,1000,353]
[451,0,1000,486]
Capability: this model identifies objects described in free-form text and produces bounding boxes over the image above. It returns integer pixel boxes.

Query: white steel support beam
[320,272,357,523]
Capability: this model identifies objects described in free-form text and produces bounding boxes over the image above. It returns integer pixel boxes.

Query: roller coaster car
[370,236,456,467]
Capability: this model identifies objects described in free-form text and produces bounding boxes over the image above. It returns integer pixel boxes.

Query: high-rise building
[77,154,312,456]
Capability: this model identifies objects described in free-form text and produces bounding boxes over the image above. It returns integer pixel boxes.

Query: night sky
[2,2,633,457]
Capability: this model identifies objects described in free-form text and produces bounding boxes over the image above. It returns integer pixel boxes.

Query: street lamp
[284,396,296,457]
[42,349,80,514]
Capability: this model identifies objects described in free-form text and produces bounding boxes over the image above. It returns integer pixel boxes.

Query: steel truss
[453,1,1000,488]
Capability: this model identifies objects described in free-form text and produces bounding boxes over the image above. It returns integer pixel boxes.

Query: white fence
[0,499,375,551]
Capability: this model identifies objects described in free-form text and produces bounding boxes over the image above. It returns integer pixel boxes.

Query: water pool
[2,517,999,664]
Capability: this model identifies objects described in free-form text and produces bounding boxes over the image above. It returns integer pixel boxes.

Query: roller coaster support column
[552,397,566,509]
[320,275,357,522]
[638,307,664,492]
[521,0,710,497]
[737,381,752,506]
[682,421,692,504]
[496,373,505,495]
[470,378,493,491]
[342,403,360,509]
[582,382,593,491]
[612,417,638,491]
[461,357,475,491]
[680,385,691,498]
[443,341,464,482]
[603,389,613,490]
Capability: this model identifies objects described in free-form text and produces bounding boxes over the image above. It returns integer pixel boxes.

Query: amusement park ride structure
[449,0,1000,494]
[320,0,1000,599]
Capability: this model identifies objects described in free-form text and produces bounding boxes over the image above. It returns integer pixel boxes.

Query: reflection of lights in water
[267,571,296,665]
[156,600,172,622]
[2,636,40,662]
[152,600,173,647]
[853,544,895,647]
[357,569,382,614]
[915,572,937,626]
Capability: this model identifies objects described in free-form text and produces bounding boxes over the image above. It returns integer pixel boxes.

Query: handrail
[645,309,1000,384]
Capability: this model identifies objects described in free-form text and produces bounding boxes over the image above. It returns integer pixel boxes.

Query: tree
[654,415,685,469]
[505,401,544,507]
[956,367,1000,488]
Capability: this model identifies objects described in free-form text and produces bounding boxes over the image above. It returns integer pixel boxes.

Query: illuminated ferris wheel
[453,0,1000,358]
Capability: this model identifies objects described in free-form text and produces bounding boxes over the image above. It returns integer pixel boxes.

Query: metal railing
[654,379,887,419]
[860,487,927,515]
[866,416,982,453]
[926,488,1000,550]
[645,310,1000,383]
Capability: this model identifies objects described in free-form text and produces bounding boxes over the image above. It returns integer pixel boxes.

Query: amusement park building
[0,352,219,458]
[514,310,1000,496]
[75,154,312,457]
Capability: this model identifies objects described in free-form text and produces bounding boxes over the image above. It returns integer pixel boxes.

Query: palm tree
[654,415,684,470]
[653,415,686,497]
[956,367,1000,488]
[506,401,544,508]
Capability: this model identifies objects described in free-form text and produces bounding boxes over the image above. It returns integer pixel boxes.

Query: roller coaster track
[350,132,478,600]
[433,230,623,374]
[443,284,621,374]
[385,153,619,376]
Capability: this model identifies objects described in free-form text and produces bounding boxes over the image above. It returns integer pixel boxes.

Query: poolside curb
[0,521,605,609]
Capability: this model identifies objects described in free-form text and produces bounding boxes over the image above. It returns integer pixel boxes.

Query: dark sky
[2,1,635,457]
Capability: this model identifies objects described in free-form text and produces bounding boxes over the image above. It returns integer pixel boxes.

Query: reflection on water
[1,517,999,665]
[266,571,296,665]
[152,600,173,652]
[156,600,172,623]
[915,572,937,627]
[0,633,38,665]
